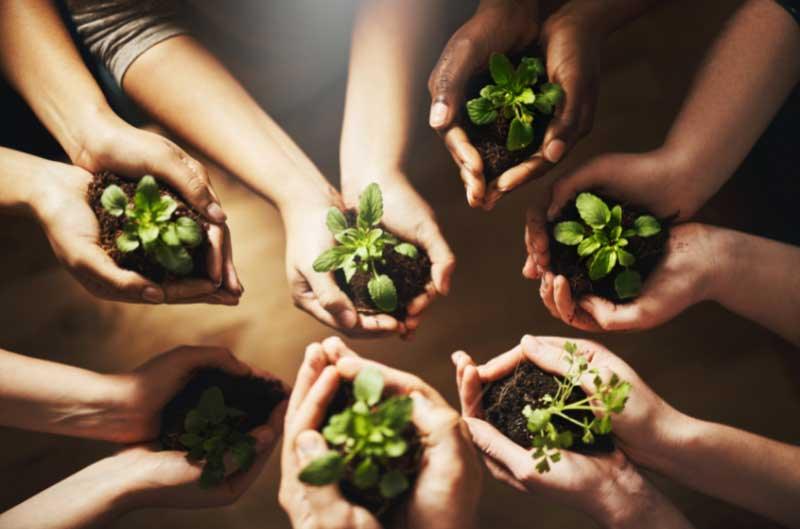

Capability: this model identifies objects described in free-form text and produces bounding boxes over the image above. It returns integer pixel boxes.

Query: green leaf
[534,83,564,115]
[379,470,409,499]
[489,53,515,86]
[577,235,601,257]
[231,440,255,471]
[184,409,206,434]
[377,396,413,431]
[100,185,128,216]
[480,85,508,105]
[354,366,384,406]
[154,195,178,222]
[516,57,544,86]
[353,458,380,489]
[176,217,203,247]
[134,175,160,211]
[588,246,617,281]
[358,183,383,228]
[368,274,398,313]
[326,208,349,235]
[298,451,345,485]
[616,248,636,267]
[138,224,160,244]
[323,410,353,445]
[634,215,661,237]
[154,244,193,275]
[394,242,418,259]
[179,433,202,448]
[466,97,498,126]
[553,221,585,246]
[614,269,642,299]
[517,88,535,105]
[197,387,226,423]
[523,405,551,432]
[384,437,408,458]
[576,192,611,229]
[161,223,181,247]
[116,231,140,253]
[506,116,534,151]
[622,228,637,238]
[609,205,622,229]
[313,246,351,272]
[199,458,226,488]
[342,254,358,283]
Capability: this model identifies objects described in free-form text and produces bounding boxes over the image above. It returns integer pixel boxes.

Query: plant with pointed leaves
[175,386,257,488]
[313,183,419,313]
[466,52,564,151]
[298,367,417,501]
[553,192,662,299]
[100,175,203,276]
[523,342,631,474]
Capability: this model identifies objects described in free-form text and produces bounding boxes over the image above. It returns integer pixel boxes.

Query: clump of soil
[324,382,423,518]
[87,171,210,282]
[548,193,670,302]
[160,368,288,450]
[335,211,431,320]
[483,362,614,453]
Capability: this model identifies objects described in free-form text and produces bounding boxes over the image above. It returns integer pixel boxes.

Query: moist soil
[88,171,210,282]
[335,210,431,320]
[324,382,423,519]
[548,193,670,302]
[160,368,288,451]
[483,362,614,453]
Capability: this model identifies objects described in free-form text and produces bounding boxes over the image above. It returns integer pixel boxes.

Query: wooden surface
[0,1,797,528]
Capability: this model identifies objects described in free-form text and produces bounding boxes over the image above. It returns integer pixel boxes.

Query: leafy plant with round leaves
[523,342,631,474]
[553,192,662,299]
[100,175,203,276]
[313,183,420,313]
[176,386,256,488]
[298,367,417,501]
[466,53,564,151]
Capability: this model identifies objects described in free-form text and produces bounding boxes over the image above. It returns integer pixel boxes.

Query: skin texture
[279,337,481,529]
[451,335,693,529]
[0,0,239,304]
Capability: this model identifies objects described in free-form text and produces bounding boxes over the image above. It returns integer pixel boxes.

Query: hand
[452,335,690,528]
[32,161,241,304]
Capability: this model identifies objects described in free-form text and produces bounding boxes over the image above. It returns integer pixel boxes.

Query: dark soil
[88,171,210,282]
[548,192,671,302]
[160,368,288,451]
[335,210,431,320]
[324,382,423,519]
[483,362,614,453]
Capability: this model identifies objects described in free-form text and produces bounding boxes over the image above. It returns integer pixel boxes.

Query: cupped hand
[33,161,240,304]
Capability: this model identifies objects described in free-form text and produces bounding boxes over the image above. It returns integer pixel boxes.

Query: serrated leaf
[588,246,617,281]
[116,231,140,253]
[326,208,349,235]
[100,185,128,216]
[298,451,345,485]
[353,458,380,489]
[176,216,202,247]
[489,53,514,86]
[313,246,351,272]
[634,215,661,237]
[576,193,611,229]
[610,205,622,229]
[507,116,534,151]
[480,84,508,105]
[614,269,642,299]
[358,183,383,228]
[466,97,498,126]
[553,221,585,246]
[368,274,397,312]
[523,406,551,432]
[354,366,384,406]
[154,195,177,222]
[342,254,358,283]
[134,175,160,211]
[379,470,409,499]
[394,242,418,259]
[154,243,193,275]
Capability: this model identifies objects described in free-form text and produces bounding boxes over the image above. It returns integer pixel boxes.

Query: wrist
[340,163,406,204]
[56,102,121,169]
[594,464,681,529]
[0,148,52,216]
[700,225,739,306]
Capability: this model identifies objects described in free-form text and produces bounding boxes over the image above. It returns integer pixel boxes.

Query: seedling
[176,386,257,488]
[466,52,564,151]
[553,192,661,299]
[313,183,419,313]
[523,342,631,473]
[100,175,203,275]
[299,367,416,500]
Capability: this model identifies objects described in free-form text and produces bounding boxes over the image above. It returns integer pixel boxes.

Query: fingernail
[296,431,326,461]
[429,102,448,128]
[206,202,227,223]
[545,139,566,163]
[142,286,164,303]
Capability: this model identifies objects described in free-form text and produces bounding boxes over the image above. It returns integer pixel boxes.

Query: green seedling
[523,341,631,474]
[100,175,203,275]
[177,386,256,488]
[299,367,416,500]
[553,192,661,299]
[466,52,564,151]
[313,183,419,313]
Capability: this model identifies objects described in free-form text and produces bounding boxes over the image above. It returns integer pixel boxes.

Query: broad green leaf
[342,254,358,283]
[377,395,413,431]
[517,87,535,104]
[557,430,574,448]
[313,246,351,272]
[161,223,181,247]
[616,248,636,267]
[384,437,408,458]
[534,83,564,115]
[326,208,349,235]
[609,205,622,229]
[134,175,160,211]
[489,52,514,86]
[354,366,384,406]
[523,405,551,432]
[577,236,601,257]
[553,221,585,246]
[154,244,193,275]
[100,185,128,216]
[179,433,202,448]
[176,216,202,247]
[298,451,345,485]
[154,195,178,222]
[588,246,617,281]
[334,228,359,246]
[184,410,206,434]
[394,242,418,259]
[506,116,534,151]
[634,215,661,237]
[366,228,384,246]
[379,470,409,499]
[358,183,383,228]
[116,231,140,253]
[614,269,642,299]
[622,228,637,238]
[138,224,160,244]
[353,458,380,489]
[466,97,498,126]
[231,440,256,471]
[197,387,226,423]
[576,193,611,229]
[516,57,544,86]
[480,84,508,105]
[368,274,397,312]
[323,410,353,445]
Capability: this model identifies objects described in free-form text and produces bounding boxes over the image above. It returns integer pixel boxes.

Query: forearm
[662,0,800,212]
[0,349,132,440]
[0,147,50,216]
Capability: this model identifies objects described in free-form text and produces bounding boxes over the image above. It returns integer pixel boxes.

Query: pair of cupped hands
[93,334,682,529]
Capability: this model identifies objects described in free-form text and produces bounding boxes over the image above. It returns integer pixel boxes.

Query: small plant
[100,175,203,275]
[313,183,419,313]
[553,192,661,299]
[299,367,416,500]
[176,386,257,488]
[523,342,631,473]
[466,52,564,151]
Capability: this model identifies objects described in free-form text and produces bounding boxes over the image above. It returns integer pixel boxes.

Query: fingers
[464,417,538,485]
[358,313,404,334]
[334,356,446,406]
[206,224,224,287]
[475,344,524,382]
[287,343,330,417]
[485,155,552,209]
[221,224,243,295]
[71,245,166,303]
[289,366,339,435]
[302,271,358,330]
[249,399,288,455]
[162,278,221,303]
[409,391,461,439]
[444,127,486,207]
[406,283,437,318]
[579,296,650,332]
[553,275,602,332]
[428,36,478,131]
[540,272,560,319]
[548,155,615,220]
[524,206,550,279]
[416,222,456,296]
[451,351,483,419]
[292,430,346,505]
[518,335,572,378]
[320,336,358,364]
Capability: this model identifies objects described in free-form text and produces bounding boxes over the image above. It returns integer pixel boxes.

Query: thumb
[416,222,456,295]
[548,156,614,221]
[294,430,348,507]
[579,296,647,332]
[305,272,358,329]
[72,245,165,303]
[428,38,477,130]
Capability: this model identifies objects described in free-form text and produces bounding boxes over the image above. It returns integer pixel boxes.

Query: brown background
[1,0,798,528]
